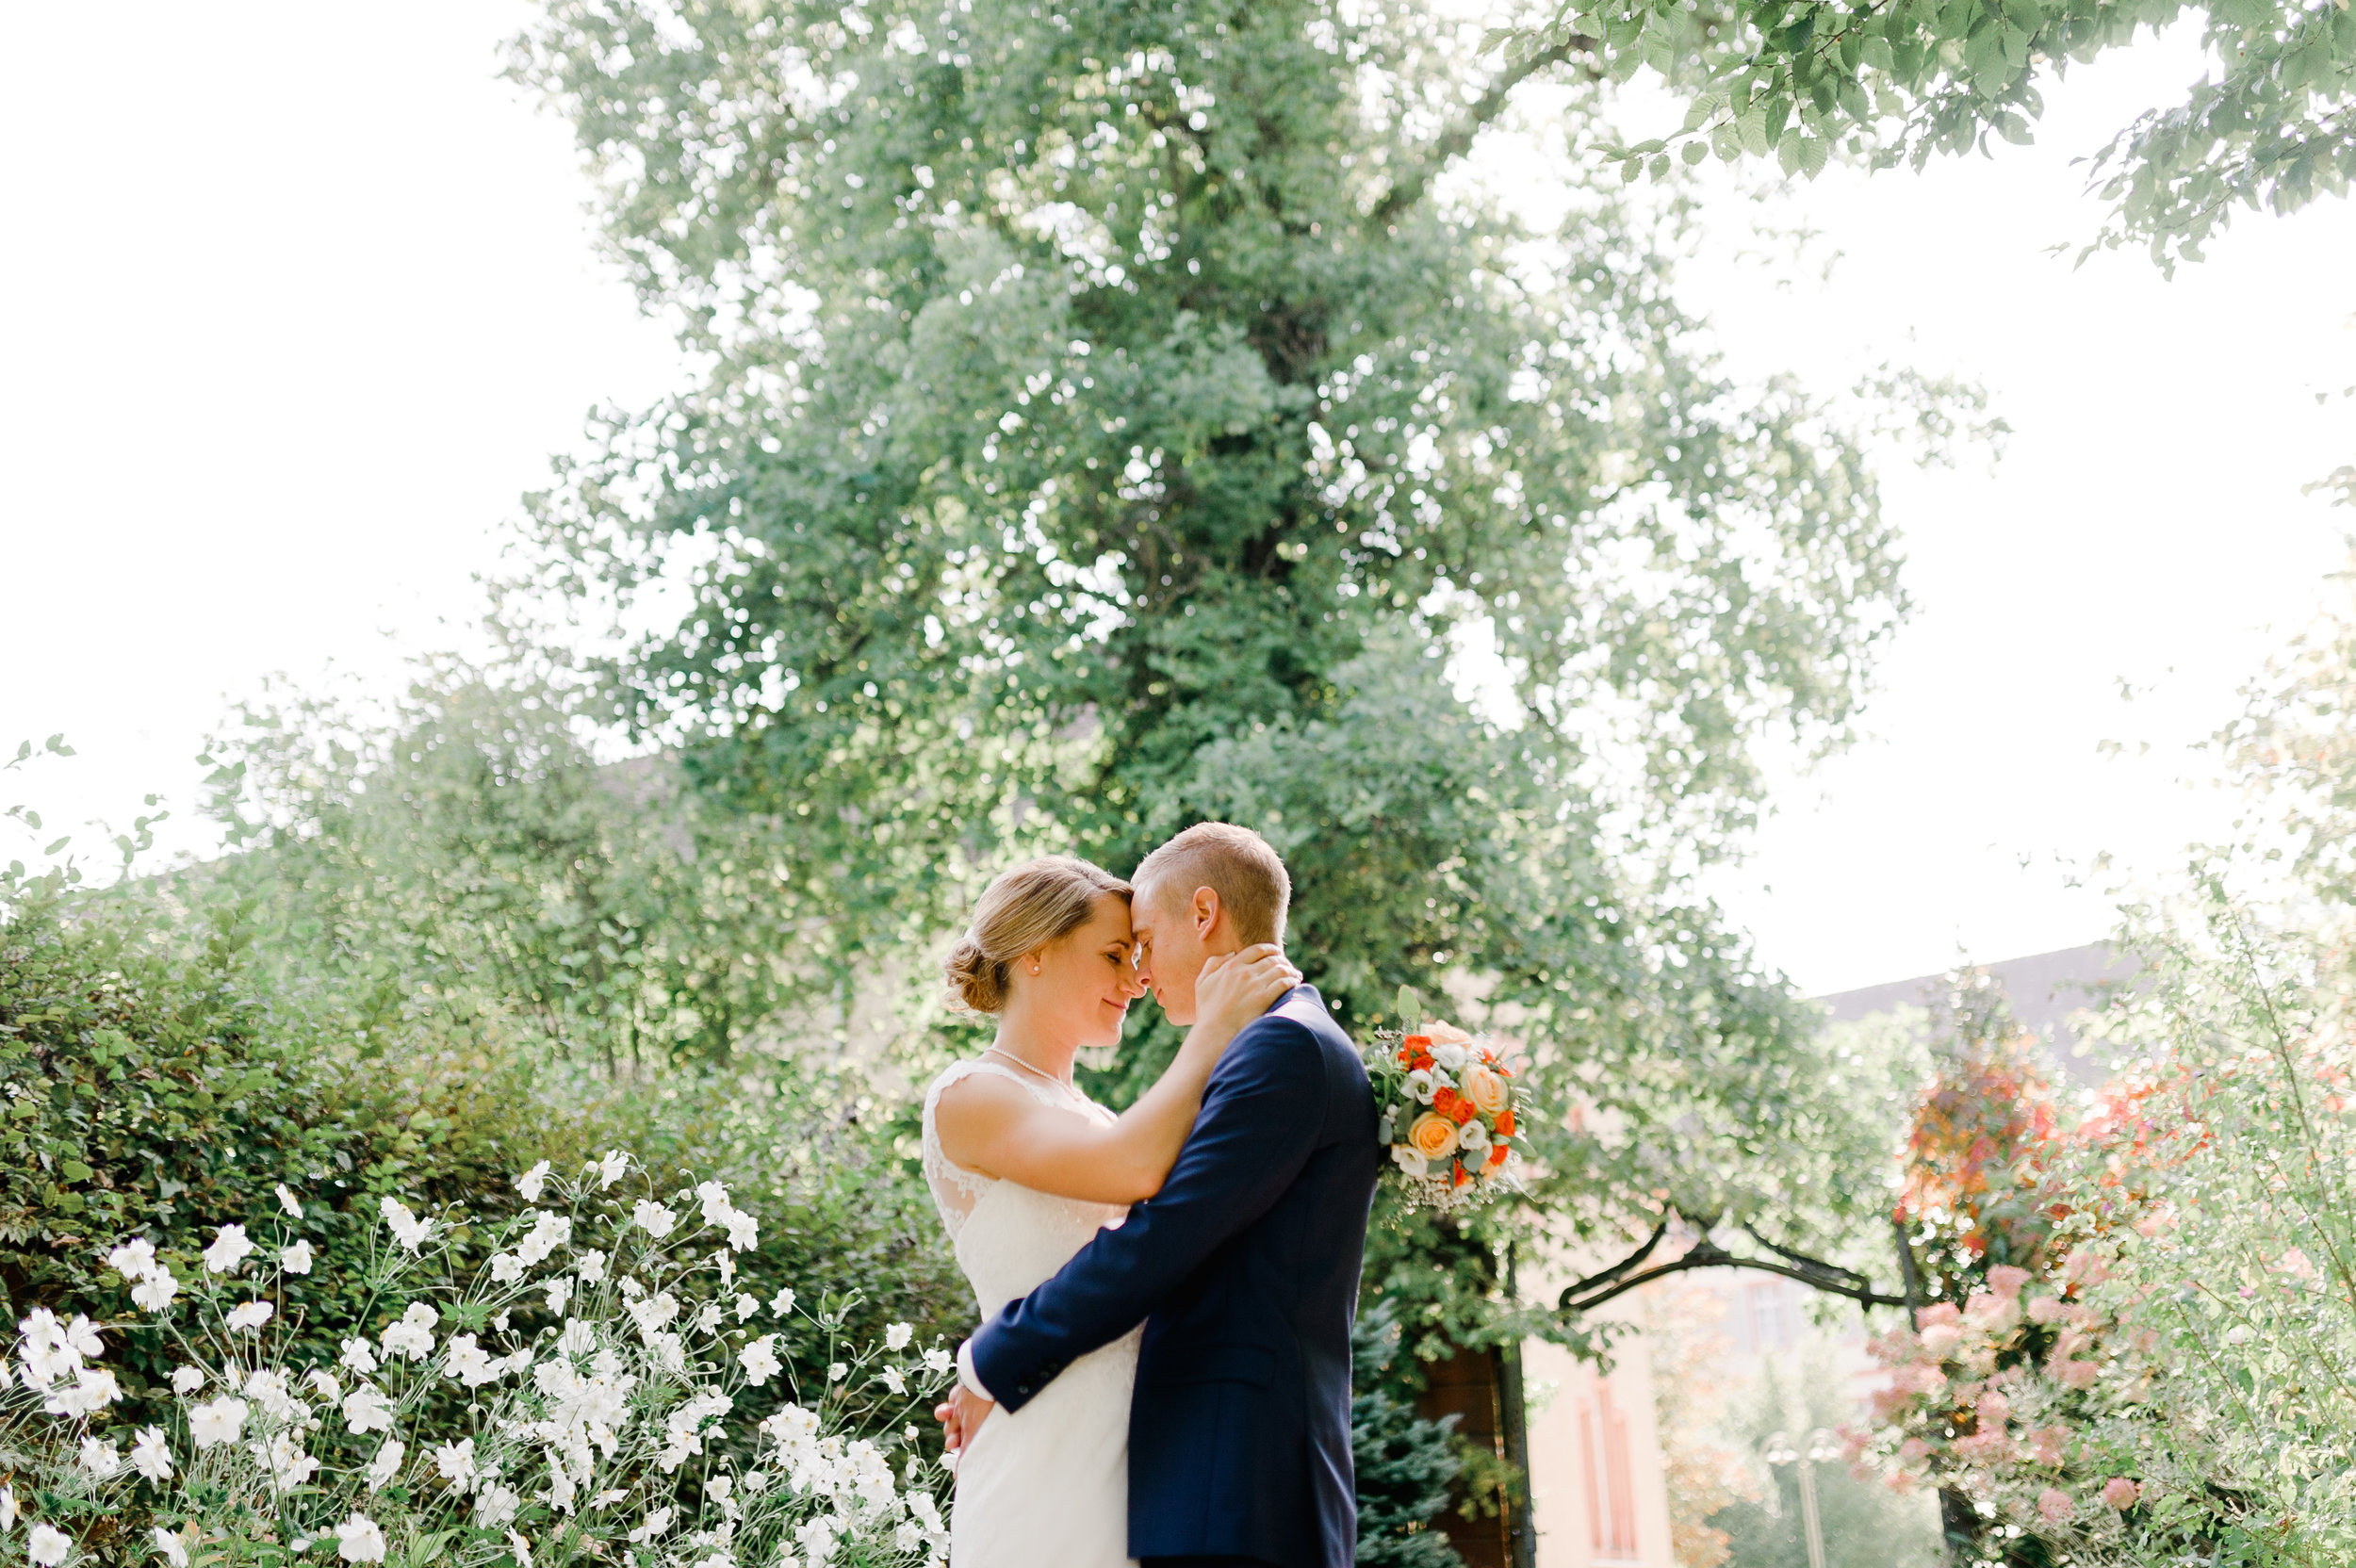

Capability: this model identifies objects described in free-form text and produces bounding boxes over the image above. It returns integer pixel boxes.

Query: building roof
[1815,942,2142,1087]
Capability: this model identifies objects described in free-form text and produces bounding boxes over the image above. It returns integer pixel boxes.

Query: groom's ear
[1191,885,1222,938]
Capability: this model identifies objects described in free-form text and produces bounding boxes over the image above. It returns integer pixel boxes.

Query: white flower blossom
[516,1160,551,1201]
[433,1436,477,1489]
[333,1511,387,1563]
[1403,1068,1436,1104]
[545,1277,574,1315]
[275,1184,304,1218]
[694,1301,725,1333]
[474,1483,521,1528]
[516,1211,571,1266]
[152,1527,188,1568]
[506,1531,532,1567]
[342,1384,395,1435]
[130,1266,179,1312]
[695,1180,734,1227]
[0,1482,16,1527]
[1390,1145,1431,1178]
[627,1508,674,1544]
[490,1252,525,1284]
[596,1150,630,1189]
[131,1425,172,1482]
[379,1302,438,1362]
[771,1286,796,1316]
[735,1294,760,1322]
[365,1439,405,1492]
[243,1368,303,1422]
[106,1237,157,1279]
[45,1366,121,1418]
[339,1336,379,1376]
[27,1524,71,1567]
[740,1335,782,1386]
[203,1225,254,1274]
[281,1240,314,1275]
[574,1250,608,1283]
[226,1300,274,1331]
[442,1333,500,1388]
[884,1322,913,1350]
[881,1366,907,1396]
[922,1348,954,1374]
[306,1367,342,1403]
[251,1429,321,1489]
[170,1364,204,1395]
[80,1436,121,1477]
[725,1208,759,1251]
[378,1198,433,1253]
[631,1200,679,1238]
[188,1396,249,1448]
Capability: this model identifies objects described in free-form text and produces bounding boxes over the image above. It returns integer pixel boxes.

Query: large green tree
[507,0,1950,1350]
[1501,0,2355,266]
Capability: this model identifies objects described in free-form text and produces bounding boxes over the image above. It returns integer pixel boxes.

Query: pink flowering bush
[0,1155,954,1568]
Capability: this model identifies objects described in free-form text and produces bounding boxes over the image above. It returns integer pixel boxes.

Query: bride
[921,855,1299,1568]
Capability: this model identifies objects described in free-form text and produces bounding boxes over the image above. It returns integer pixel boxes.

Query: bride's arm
[932,945,1300,1204]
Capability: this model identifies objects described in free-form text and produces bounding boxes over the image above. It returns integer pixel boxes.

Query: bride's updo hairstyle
[944,856,1132,1014]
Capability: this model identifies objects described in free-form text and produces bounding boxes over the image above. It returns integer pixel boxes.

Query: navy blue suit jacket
[969,984,1379,1568]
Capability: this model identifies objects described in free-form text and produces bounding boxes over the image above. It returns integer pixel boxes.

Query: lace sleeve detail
[921,1059,1056,1240]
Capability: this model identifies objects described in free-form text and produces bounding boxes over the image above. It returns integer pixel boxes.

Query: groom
[941,822,1379,1568]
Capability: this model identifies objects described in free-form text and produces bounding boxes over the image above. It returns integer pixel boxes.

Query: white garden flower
[379,1301,438,1362]
[696,1180,734,1227]
[281,1240,314,1275]
[573,1249,607,1283]
[740,1334,783,1386]
[735,1294,759,1322]
[170,1364,204,1395]
[627,1291,680,1338]
[306,1366,342,1402]
[203,1224,254,1274]
[252,1429,321,1489]
[27,1524,71,1566]
[45,1366,122,1418]
[885,1321,914,1350]
[922,1348,954,1374]
[474,1483,521,1528]
[516,1160,551,1201]
[1404,1068,1436,1104]
[365,1439,405,1492]
[60,1314,101,1361]
[443,1333,499,1388]
[881,1365,907,1395]
[378,1198,433,1253]
[627,1507,674,1544]
[590,1489,626,1510]
[333,1511,387,1564]
[243,1368,303,1422]
[225,1300,274,1331]
[725,1208,759,1252]
[1456,1119,1490,1154]
[79,1437,121,1477]
[130,1266,179,1312]
[694,1301,725,1332]
[1432,1041,1469,1071]
[106,1237,157,1279]
[275,1183,304,1218]
[516,1211,571,1266]
[545,1277,574,1315]
[1391,1146,1431,1178]
[771,1286,796,1316]
[597,1150,630,1189]
[0,1482,14,1527]
[433,1436,477,1488]
[131,1425,172,1482]
[490,1252,525,1284]
[188,1396,249,1448]
[342,1384,395,1435]
[151,1527,188,1568]
[506,1531,532,1568]
[631,1200,679,1238]
[339,1335,380,1376]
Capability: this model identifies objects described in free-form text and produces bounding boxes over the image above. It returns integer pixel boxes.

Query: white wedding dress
[921,1058,1142,1568]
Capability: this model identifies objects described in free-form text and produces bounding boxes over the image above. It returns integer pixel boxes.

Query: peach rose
[1407,1111,1461,1161]
[1458,1064,1510,1117]
[1426,1021,1472,1046]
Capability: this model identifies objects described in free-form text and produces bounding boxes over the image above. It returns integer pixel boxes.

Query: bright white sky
[2,6,2349,996]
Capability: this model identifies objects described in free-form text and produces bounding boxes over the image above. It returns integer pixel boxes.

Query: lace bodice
[921,1058,1130,1320]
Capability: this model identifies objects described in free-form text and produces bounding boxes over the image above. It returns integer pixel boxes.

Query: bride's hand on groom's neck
[1184,943,1300,1053]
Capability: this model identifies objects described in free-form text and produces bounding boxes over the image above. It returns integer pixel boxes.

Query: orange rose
[1494,1108,1516,1137]
[1412,1052,1433,1071]
[1432,1086,1459,1116]
[1402,1034,1432,1053]
[1458,1064,1510,1117]
[1450,1099,1475,1125]
[1451,1160,1471,1187]
[1484,1142,1510,1169]
[1406,1111,1461,1161]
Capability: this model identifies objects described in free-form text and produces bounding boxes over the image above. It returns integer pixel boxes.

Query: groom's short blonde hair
[1135,823,1290,947]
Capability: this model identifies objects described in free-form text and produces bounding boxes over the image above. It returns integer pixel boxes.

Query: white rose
[1432,1042,1468,1071]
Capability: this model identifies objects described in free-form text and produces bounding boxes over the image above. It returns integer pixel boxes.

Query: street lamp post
[1762,1427,1842,1568]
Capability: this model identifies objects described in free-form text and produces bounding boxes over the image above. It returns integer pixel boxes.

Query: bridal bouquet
[1366,988,1525,1213]
[0,1155,952,1568]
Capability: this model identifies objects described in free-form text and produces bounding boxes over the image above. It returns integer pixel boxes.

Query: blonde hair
[1133,823,1291,946]
[943,856,1132,1013]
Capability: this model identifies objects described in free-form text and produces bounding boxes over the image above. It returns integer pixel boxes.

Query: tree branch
[1557,1214,1912,1317]
[1371,38,1596,223]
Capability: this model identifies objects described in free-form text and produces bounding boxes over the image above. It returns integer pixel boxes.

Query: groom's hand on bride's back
[935,1383,995,1454]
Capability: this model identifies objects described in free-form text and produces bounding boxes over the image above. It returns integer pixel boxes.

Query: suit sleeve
[968,1018,1326,1412]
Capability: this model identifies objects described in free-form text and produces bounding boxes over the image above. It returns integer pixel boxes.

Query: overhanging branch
[1557,1213,1912,1317]
[1371,37,1597,223]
